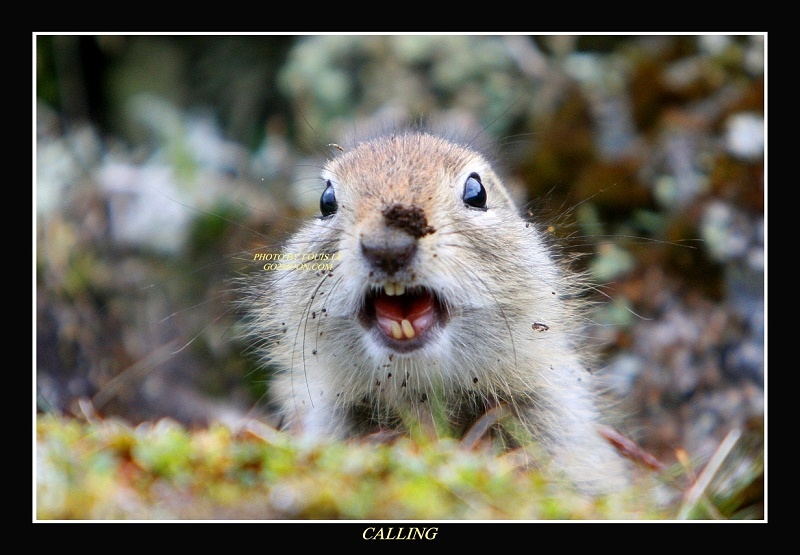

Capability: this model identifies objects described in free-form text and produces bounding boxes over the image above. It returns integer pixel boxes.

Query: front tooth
[385,282,396,296]
[390,320,403,339]
[395,283,406,296]
[401,319,415,339]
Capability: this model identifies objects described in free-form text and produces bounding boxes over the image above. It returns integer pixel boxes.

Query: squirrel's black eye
[320,180,338,217]
[462,172,487,209]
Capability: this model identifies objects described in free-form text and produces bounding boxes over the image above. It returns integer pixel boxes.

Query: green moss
[38,413,759,520]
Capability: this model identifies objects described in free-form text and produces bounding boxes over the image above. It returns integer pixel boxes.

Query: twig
[677,428,742,520]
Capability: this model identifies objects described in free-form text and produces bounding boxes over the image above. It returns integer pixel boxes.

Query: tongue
[374,291,436,340]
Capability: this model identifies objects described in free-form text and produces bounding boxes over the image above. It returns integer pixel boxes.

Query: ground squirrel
[242,129,629,492]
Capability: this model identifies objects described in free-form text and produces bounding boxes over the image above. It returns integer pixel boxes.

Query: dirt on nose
[382,203,436,239]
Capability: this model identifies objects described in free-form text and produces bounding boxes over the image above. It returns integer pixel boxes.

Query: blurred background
[35,34,765,471]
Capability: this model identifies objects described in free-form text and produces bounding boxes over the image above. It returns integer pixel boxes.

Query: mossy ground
[36,412,761,521]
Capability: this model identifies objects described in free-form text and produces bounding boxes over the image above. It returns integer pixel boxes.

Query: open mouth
[361,284,446,351]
